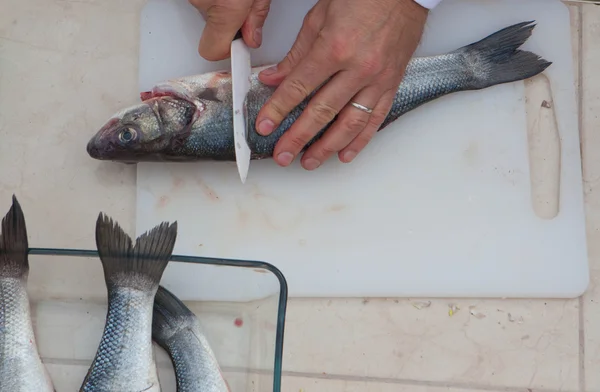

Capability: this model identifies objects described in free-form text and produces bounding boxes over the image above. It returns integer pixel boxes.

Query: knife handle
[233,29,243,41]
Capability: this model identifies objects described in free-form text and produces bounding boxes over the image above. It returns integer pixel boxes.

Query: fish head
[87,97,198,162]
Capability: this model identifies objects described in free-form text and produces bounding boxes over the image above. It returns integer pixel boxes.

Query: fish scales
[152,285,229,392]
[80,214,178,392]
[86,21,551,163]
[81,289,157,391]
[0,196,55,392]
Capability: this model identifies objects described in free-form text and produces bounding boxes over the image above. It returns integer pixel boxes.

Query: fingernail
[277,152,294,166]
[260,65,278,76]
[303,158,320,170]
[342,150,357,162]
[253,27,262,46]
[257,119,275,135]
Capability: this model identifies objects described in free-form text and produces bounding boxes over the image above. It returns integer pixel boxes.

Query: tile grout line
[41,358,576,392]
[277,370,578,392]
[577,3,586,391]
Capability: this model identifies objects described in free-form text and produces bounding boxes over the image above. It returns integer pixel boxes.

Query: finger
[300,86,383,170]
[255,38,338,139]
[197,2,252,61]
[338,89,396,163]
[258,2,326,85]
[243,0,272,47]
[271,71,367,167]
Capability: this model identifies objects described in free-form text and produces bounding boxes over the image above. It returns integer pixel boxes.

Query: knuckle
[355,130,376,147]
[381,66,401,82]
[205,1,247,26]
[345,115,369,133]
[284,48,302,68]
[316,145,338,158]
[369,106,390,128]
[310,102,338,124]
[323,34,351,63]
[303,9,321,33]
[252,1,271,20]
[369,113,387,128]
[359,56,384,78]
[288,135,310,151]
[285,78,311,101]
[205,6,230,26]
[267,99,289,120]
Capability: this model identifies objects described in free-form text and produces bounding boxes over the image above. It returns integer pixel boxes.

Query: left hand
[189,0,272,61]
[255,0,428,170]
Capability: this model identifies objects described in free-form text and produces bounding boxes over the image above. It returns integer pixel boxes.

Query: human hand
[255,0,428,170]
[189,0,272,60]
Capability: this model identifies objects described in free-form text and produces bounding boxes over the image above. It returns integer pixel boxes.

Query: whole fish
[152,285,230,392]
[86,21,551,163]
[0,196,55,392]
[79,213,178,392]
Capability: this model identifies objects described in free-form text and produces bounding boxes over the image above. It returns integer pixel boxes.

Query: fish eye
[118,127,137,144]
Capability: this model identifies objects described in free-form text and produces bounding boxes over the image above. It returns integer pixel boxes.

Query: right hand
[189,0,272,61]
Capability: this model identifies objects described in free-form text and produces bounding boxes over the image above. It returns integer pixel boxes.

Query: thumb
[243,0,272,48]
[258,3,325,85]
[198,3,252,61]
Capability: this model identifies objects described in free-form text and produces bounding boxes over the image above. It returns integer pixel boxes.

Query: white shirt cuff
[413,0,443,9]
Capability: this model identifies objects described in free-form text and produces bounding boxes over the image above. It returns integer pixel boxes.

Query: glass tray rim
[28,247,288,392]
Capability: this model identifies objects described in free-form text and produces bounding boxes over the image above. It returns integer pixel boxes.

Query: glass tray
[26,248,288,392]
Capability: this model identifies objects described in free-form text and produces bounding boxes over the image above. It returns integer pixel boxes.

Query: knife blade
[231,29,252,184]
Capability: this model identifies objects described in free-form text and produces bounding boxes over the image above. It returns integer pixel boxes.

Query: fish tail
[152,285,197,344]
[0,195,29,279]
[95,213,177,292]
[456,21,552,89]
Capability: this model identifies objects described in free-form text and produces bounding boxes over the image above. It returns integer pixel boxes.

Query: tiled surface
[282,376,491,392]
[0,0,140,248]
[282,298,580,390]
[0,1,599,392]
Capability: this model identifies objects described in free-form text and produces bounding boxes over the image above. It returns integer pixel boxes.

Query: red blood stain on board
[172,177,185,190]
[234,317,243,327]
[328,204,346,212]
[156,195,170,209]
[196,179,220,201]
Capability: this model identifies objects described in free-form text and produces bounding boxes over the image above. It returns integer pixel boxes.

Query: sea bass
[152,285,230,392]
[0,196,55,392]
[79,214,178,392]
[86,21,551,163]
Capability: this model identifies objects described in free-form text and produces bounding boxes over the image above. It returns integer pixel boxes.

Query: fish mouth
[86,137,112,160]
[86,138,103,159]
[87,136,131,162]
[86,138,169,164]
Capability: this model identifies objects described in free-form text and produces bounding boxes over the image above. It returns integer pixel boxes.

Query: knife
[231,29,252,184]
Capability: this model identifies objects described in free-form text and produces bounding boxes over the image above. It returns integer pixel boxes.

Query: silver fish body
[86,21,551,163]
[80,214,178,392]
[0,196,55,392]
[152,285,229,392]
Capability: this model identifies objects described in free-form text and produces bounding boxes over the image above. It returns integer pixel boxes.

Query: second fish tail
[95,213,178,292]
[80,214,178,392]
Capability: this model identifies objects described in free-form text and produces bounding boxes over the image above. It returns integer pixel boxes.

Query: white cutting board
[135,0,589,299]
